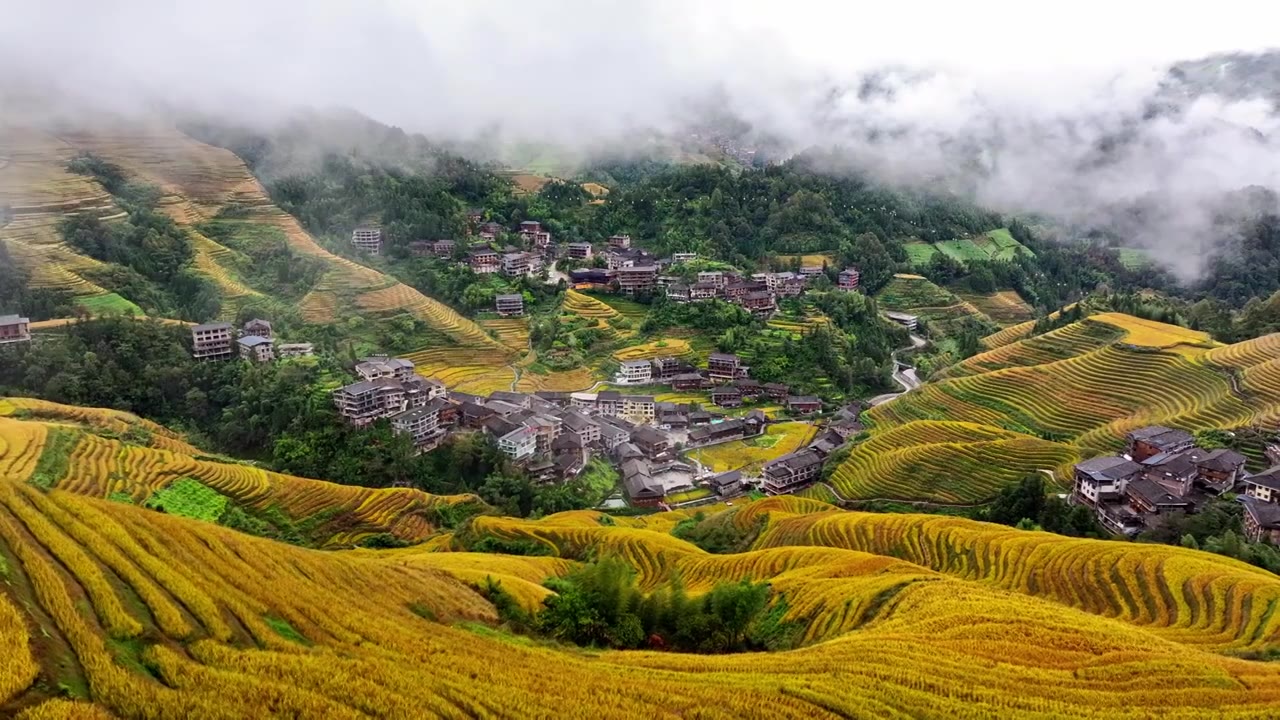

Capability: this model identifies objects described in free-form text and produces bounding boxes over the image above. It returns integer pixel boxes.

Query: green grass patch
[107,492,135,505]
[76,292,144,316]
[144,478,228,523]
[935,239,990,264]
[667,487,714,504]
[903,241,940,267]
[263,615,311,646]
[107,636,155,678]
[29,427,80,489]
[745,434,782,449]
[1117,248,1150,269]
[579,458,620,506]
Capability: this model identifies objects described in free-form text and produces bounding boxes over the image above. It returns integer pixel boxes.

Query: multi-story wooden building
[1126,426,1195,462]
[762,449,824,495]
[242,318,273,340]
[616,265,658,296]
[495,294,524,317]
[191,322,235,361]
[237,335,275,363]
[468,248,500,274]
[0,314,31,345]
[707,352,747,381]
[351,226,383,255]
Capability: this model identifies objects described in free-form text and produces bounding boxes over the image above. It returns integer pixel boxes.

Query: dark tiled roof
[1127,426,1173,441]
[1245,466,1280,492]
[1126,478,1192,506]
[1075,456,1143,484]
[1244,496,1280,529]
[1197,448,1248,472]
[631,426,668,446]
[765,449,823,472]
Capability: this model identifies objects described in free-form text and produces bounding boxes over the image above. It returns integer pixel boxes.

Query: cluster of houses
[329,359,714,502]
[0,314,32,345]
[190,319,313,363]
[1071,425,1280,543]
[613,351,823,415]
[329,349,861,505]
[571,261,861,318]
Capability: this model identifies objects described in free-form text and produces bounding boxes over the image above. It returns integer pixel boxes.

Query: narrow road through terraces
[868,333,927,406]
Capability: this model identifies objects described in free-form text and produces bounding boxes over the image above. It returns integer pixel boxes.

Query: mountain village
[164,217,1280,533]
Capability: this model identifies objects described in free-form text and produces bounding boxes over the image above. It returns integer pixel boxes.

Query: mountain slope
[2,480,1280,717]
[0,402,479,548]
[0,121,509,354]
[839,313,1279,502]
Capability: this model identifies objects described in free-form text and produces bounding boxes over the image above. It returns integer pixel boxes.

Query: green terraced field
[935,238,991,264]
[903,241,941,267]
[1118,247,1151,269]
[905,229,1032,268]
[75,292,144,316]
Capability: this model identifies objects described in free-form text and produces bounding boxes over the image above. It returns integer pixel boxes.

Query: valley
[1,106,1280,719]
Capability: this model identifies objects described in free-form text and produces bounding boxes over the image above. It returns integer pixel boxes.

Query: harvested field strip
[515,367,598,393]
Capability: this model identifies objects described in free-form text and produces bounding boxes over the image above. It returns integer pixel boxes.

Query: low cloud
[4,0,1280,278]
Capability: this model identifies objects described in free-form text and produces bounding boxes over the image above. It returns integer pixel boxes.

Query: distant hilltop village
[376,216,860,320]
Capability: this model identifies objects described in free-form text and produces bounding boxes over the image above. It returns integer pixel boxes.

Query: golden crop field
[515,366,598,393]
[479,317,531,349]
[402,345,517,396]
[0,397,202,456]
[686,422,818,474]
[847,315,1280,502]
[981,303,1079,349]
[3,428,1280,716]
[828,420,1080,502]
[562,288,619,319]
[612,338,692,361]
[0,413,478,547]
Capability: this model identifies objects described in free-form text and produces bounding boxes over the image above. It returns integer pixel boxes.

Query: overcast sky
[4,0,1279,276]
[4,0,1277,138]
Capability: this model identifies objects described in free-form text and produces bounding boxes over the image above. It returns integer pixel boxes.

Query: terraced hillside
[0,122,509,356]
[902,228,1035,268]
[0,409,478,548]
[839,313,1280,502]
[876,273,995,339]
[957,289,1035,327]
[980,303,1079,350]
[4,473,1280,717]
